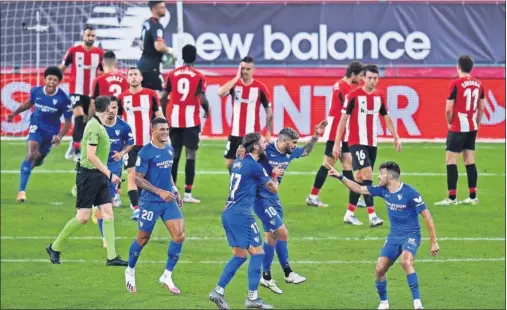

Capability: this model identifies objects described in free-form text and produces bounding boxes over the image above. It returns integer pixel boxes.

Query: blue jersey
[29,86,72,135]
[225,154,271,215]
[136,143,176,203]
[367,183,427,237]
[257,142,305,198]
[104,117,134,171]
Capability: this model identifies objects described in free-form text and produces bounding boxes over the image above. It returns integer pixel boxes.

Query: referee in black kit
[47,96,127,266]
[138,0,175,96]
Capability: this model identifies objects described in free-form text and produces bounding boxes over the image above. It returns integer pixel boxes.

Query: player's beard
[258,151,267,161]
[84,40,94,47]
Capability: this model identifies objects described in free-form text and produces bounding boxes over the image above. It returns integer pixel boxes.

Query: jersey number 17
[229,173,242,199]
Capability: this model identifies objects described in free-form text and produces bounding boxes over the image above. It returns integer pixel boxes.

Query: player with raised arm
[160,44,210,204]
[333,65,401,227]
[307,61,364,208]
[118,67,165,220]
[92,97,134,247]
[435,55,485,206]
[7,67,72,203]
[125,118,185,295]
[251,122,327,295]
[328,161,439,310]
[218,57,273,173]
[209,133,278,310]
[138,0,175,96]
[46,96,127,266]
[60,25,104,161]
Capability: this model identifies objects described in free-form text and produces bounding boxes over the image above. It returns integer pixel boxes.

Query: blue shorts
[254,196,284,233]
[27,127,54,156]
[380,234,421,262]
[138,200,183,233]
[222,211,262,249]
[107,166,122,197]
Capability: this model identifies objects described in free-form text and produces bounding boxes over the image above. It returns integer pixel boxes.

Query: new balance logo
[414,196,424,205]
[482,90,505,126]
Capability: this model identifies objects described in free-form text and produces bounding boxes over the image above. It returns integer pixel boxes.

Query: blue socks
[128,240,144,268]
[166,241,183,272]
[376,279,388,301]
[248,253,265,291]
[276,240,290,269]
[263,243,275,273]
[98,219,104,238]
[407,272,420,300]
[217,255,247,288]
[19,159,32,191]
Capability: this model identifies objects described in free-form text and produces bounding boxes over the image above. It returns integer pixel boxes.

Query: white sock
[127,267,135,273]
[414,299,421,304]
[215,285,224,295]
[247,290,258,300]
[345,210,355,217]
[368,212,377,220]
[163,269,172,278]
[309,194,318,200]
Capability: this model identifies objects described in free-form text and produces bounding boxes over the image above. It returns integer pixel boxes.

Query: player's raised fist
[314,120,328,135]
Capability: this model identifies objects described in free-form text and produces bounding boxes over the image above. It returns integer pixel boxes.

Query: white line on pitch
[0,170,504,176]
[0,257,504,264]
[1,236,504,241]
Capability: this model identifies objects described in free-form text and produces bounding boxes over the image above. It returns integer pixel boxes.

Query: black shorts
[141,71,164,91]
[75,167,111,208]
[123,145,143,169]
[224,135,244,159]
[170,126,201,150]
[324,141,350,158]
[446,130,478,153]
[349,145,378,171]
[70,94,91,115]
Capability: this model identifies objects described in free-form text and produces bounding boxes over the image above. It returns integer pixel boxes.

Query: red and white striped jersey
[164,65,207,128]
[343,87,388,147]
[447,76,485,132]
[323,79,357,143]
[62,45,104,96]
[91,72,129,99]
[228,79,271,137]
[118,88,161,146]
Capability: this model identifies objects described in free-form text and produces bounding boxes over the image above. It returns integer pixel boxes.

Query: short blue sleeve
[135,147,150,175]
[29,87,37,105]
[289,147,305,160]
[61,92,72,119]
[123,123,135,146]
[411,193,427,213]
[367,185,384,197]
[253,162,271,185]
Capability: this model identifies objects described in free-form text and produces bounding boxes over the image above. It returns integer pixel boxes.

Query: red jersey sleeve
[344,93,355,115]
[197,75,207,95]
[259,83,272,108]
[379,93,388,116]
[165,72,173,93]
[151,91,161,114]
[479,83,485,99]
[91,77,100,99]
[447,80,458,101]
[62,47,74,66]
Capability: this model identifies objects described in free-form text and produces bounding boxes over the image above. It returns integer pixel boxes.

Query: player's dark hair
[380,161,401,179]
[243,132,262,153]
[362,64,379,75]
[83,25,95,32]
[151,117,168,128]
[241,56,255,64]
[110,96,119,103]
[148,1,164,9]
[182,44,197,64]
[127,67,141,75]
[346,61,363,78]
[458,55,474,73]
[103,51,116,61]
[95,96,111,113]
[278,127,299,141]
[44,66,62,81]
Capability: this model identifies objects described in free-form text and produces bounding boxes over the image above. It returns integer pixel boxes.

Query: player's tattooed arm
[420,209,439,256]
[327,166,370,195]
[302,120,328,156]
[264,179,279,193]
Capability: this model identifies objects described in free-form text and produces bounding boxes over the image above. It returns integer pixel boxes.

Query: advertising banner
[1,74,505,140]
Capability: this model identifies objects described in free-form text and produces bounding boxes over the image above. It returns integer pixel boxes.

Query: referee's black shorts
[75,167,112,209]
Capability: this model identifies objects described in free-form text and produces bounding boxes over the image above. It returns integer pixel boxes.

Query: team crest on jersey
[115,130,120,136]
[397,194,402,200]
[407,238,417,246]
[53,99,58,105]
[168,149,173,157]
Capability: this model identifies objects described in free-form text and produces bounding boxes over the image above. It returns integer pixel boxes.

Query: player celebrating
[90,51,129,115]
[92,97,134,247]
[333,65,401,227]
[161,44,209,204]
[307,61,364,208]
[435,55,484,206]
[328,161,439,310]
[60,25,104,161]
[138,0,174,95]
[6,67,72,202]
[119,67,165,220]
[125,118,185,294]
[46,96,127,266]
[218,56,273,173]
[209,133,278,310]
[252,123,327,295]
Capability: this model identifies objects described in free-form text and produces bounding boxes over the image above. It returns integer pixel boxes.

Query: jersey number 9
[177,78,190,101]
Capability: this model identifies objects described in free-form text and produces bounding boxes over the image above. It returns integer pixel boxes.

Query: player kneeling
[329,162,439,309]
[124,118,185,294]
